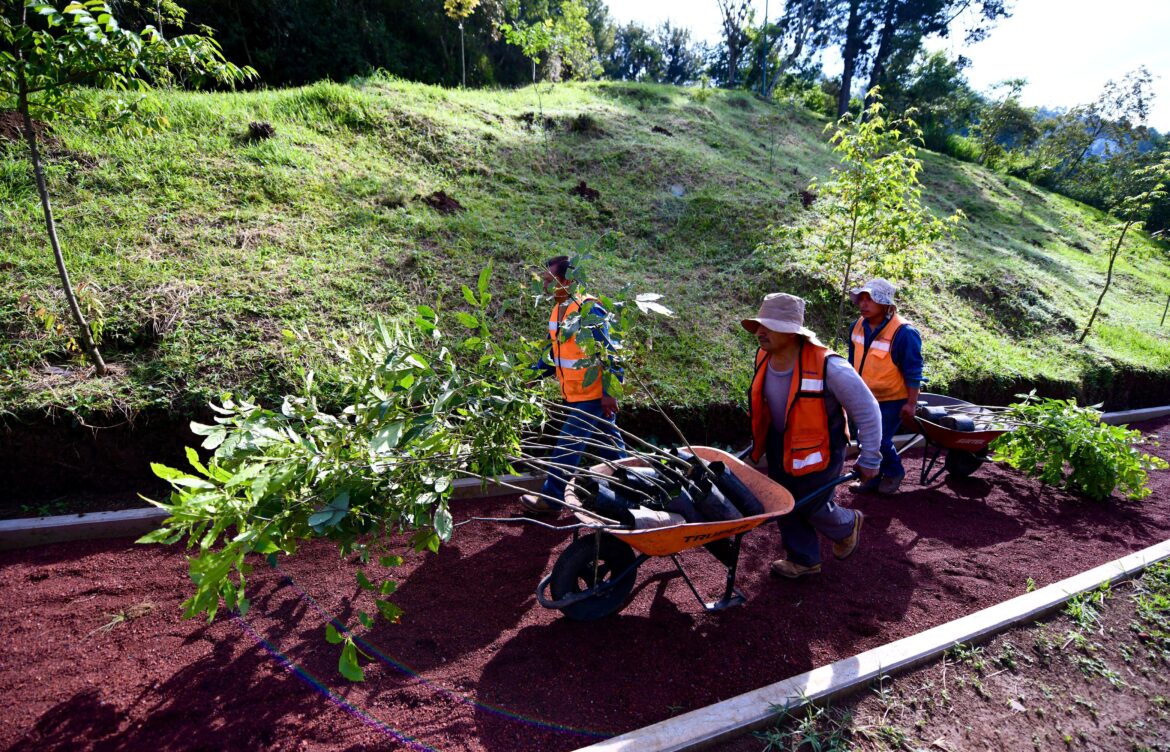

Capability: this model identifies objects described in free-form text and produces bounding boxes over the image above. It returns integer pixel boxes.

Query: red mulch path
[3,417,1170,752]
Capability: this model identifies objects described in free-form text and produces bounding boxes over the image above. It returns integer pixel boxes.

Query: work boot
[770,559,822,578]
[847,477,880,494]
[520,493,559,516]
[832,511,864,560]
[878,474,904,495]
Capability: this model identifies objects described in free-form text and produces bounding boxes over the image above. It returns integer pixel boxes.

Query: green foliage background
[2,78,1170,420]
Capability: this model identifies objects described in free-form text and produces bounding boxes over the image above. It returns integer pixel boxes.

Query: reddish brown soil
[2,417,1170,752]
[420,190,464,215]
[569,180,600,202]
[718,557,1170,751]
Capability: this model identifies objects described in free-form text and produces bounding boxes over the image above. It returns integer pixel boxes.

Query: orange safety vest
[850,314,909,402]
[748,341,833,475]
[549,295,605,403]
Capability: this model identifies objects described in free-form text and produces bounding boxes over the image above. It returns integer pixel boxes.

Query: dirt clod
[0,110,53,146]
[651,125,673,136]
[569,180,600,202]
[799,189,817,208]
[247,121,276,141]
[419,190,464,214]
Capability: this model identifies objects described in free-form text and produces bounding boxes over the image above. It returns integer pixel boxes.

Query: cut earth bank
[1,415,1169,751]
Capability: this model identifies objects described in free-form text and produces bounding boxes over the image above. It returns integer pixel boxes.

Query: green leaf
[478,262,492,297]
[308,510,336,529]
[376,599,404,623]
[461,285,479,307]
[379,555,404,567]
[339,639,365,682]
[582,365,600,387]
[370,422,403,454]
[356,570,376,591]
[454,311,479,328]
[325,623,343,644]
[434,507,453,541]
[433,476,452,493]
[358,611,374,629]
[185,447,210,477]
[379,579,398,596]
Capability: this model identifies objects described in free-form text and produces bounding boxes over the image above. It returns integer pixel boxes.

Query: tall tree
[715,0,752,88]
[831,0,1010,117]
[749,0,833,97]
[974,79,1039,167]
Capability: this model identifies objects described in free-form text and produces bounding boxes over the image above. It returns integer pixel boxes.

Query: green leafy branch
[990,392,1168,502]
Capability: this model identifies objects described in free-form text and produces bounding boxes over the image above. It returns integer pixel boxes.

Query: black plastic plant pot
[549,534,638,621]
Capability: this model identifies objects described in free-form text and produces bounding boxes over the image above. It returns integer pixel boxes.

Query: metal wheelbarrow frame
[907,393,1010,485]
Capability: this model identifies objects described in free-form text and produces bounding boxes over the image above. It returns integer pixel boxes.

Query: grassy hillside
[2,77,1169,423]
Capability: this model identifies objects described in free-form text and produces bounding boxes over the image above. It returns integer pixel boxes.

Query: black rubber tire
[944,450,985,478]
[549,534,637,621]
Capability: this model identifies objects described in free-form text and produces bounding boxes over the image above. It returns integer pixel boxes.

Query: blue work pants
[878,399,907,479]
[540,399,626,502]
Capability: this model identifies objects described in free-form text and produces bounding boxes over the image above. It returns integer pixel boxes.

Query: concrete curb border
[0,474,543,551]
[575,538,1170,752]
[3,406,1167,552]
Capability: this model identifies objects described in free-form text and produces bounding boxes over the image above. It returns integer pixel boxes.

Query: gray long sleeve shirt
[763,355,883,469]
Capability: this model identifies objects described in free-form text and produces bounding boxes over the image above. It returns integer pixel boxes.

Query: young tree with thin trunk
[1078,158,1170,343]
[1,1,253,376]
[443,0,480,88]
[759,92,963,338]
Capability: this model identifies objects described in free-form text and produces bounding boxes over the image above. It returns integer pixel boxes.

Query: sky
[605,0,1170,132]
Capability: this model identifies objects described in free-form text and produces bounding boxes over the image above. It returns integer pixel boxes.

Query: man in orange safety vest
[744,293,882,578]
[520,256,625,514]
[847,279,923,496]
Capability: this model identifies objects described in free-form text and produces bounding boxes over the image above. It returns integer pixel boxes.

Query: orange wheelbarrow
[535,446,857,621]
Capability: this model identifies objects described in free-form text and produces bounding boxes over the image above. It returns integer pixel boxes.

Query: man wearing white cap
[743,293,883,578]
[847,279,923,496]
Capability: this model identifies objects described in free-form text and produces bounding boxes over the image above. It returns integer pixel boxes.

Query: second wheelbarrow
[906,392,1010,484]
[535,446,856,621]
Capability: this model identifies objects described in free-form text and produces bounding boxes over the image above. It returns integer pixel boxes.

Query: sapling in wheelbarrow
[140,258,690,680]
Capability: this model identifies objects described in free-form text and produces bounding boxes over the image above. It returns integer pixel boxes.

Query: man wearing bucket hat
[743,293,883,578]
[847,279,923,496]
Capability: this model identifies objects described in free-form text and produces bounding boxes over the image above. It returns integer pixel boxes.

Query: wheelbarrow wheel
[549,534,637,621]
[944,450,985,478]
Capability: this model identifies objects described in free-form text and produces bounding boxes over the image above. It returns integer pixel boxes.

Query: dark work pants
[765,428,855,566]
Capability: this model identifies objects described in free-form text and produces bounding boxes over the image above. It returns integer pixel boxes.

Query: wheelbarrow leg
[920,442,947,485]
[671,533,747,613]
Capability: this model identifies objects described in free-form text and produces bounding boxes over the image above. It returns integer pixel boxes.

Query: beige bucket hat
[741,293,821,342]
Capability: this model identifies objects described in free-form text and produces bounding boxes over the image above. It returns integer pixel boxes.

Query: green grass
[2,77,1169,419]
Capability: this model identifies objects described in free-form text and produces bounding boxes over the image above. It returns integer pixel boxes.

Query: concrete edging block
[575,538,1170,752]
[0,507,170,551]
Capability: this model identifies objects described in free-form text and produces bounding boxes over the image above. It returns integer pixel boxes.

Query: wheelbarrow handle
[791,471,859,512]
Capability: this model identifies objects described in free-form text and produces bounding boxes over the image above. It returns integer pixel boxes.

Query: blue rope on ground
[234,613,439,751]
[274,565,612,740]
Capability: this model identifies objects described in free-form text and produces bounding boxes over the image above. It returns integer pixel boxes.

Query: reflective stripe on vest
[748,342,834,476]
[549,296,604,402]
[850,314,909,402]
